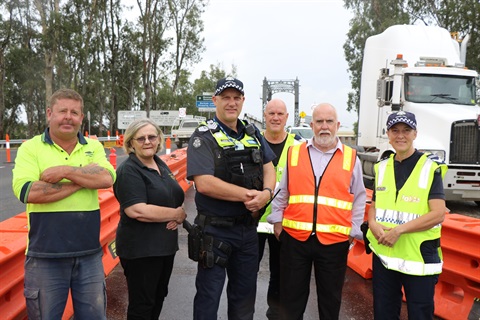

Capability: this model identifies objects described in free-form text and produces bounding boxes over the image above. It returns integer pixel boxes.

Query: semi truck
[356,24,480,205]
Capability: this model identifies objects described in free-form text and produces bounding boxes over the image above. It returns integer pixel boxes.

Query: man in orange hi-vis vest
[268,103,366,320]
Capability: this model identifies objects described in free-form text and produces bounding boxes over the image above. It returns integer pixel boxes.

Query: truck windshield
[405,74,476,105]
[182,121,199,128]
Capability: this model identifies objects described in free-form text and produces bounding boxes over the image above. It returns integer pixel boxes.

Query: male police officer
[187,76,276,320]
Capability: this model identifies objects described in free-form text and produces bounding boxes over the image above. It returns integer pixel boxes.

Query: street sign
[196,95,214,109]
[117,110,147,129]
[196,101,215,108]
[196,95,212,101]
[179,108,186,118]
[150,110,180,126]
[198,108,216,113]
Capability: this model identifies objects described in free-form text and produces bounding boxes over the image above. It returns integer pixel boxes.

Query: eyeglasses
[132,135,158,144]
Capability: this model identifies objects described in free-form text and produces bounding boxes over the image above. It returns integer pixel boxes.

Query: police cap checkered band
[386,111,417,130]
[214,77,244,96]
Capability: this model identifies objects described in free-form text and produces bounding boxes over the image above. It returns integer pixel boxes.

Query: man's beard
[315,132,336,147]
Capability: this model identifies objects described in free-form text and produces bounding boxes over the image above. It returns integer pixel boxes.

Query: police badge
[192,137,202,148]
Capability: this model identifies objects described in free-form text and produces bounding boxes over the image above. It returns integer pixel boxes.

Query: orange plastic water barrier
[160,147,191,192]
[0,213,29,320]
[434,214,480,320]
[0,148,190,320]
[347,188,373,279]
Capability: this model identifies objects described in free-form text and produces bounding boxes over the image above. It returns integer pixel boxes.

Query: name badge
[235,142,244,150]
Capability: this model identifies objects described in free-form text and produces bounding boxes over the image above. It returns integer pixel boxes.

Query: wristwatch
[263,187,273,201]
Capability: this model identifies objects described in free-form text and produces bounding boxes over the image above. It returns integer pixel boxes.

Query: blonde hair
[123,118,164,154]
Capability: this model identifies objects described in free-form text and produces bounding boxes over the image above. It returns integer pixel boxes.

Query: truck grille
[450,120,480,164]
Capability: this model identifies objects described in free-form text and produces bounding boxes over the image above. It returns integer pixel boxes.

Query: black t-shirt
[267,138,286,167]
[114,153,185,259]
[266,133,303,166]
[186,117,276,216]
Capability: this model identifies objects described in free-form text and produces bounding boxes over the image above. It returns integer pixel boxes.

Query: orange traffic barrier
[5,134,11,163]
[347,240,373,279]
[109,148,117,169]
[433,214,480,320]
[347,188,373,279]
[116,134,124,147]
[0,213,29,320]
[0,148,190,320]
[166,137,172,155]
[160,147,191,192]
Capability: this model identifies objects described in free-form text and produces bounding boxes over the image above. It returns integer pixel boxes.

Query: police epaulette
[426,153,445,165]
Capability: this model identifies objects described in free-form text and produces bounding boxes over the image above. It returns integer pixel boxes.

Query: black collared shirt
[114,153,184,259]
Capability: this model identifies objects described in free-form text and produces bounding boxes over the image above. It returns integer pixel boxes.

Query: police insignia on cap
[192,137,202,148]
[214,77,244,96]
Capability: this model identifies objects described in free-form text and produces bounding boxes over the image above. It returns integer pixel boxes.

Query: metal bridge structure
[261,77,300,126]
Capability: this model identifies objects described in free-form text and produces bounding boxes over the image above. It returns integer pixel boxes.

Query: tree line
[1,0,479,139]
[342,0,480,133]
[0,0,234,139]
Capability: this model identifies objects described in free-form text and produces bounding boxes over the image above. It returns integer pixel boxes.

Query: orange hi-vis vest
[283,142,356,244]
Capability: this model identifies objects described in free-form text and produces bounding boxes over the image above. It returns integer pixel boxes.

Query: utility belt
[197,213,256,228]
[183,219,232,269]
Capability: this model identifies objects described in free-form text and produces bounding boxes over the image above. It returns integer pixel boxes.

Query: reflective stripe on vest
[375,253,443,275]
[283,143,355,243]
[289,194,353,210]
[283,218,351,236]
[375,208,441,228]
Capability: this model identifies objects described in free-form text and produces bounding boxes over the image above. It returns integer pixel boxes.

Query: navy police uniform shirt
[187,116,276,216]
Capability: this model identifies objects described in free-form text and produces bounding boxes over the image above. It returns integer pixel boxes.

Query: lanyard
[214,119,245,150]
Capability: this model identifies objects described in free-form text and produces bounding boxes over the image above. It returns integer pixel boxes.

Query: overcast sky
[191,0,356,129]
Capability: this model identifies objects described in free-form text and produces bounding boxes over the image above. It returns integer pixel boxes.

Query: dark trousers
[372,254,438,320]
[194,223,258,320]
[258,232,281,320]
[120,255,175,320]
[279,232,349,320]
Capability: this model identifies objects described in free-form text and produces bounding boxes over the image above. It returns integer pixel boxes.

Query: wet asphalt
[104,187,415,320]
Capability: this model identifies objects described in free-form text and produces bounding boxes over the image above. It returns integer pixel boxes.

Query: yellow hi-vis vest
[366,153,446,276]
[282,142,356,244]
[257,133,299,234]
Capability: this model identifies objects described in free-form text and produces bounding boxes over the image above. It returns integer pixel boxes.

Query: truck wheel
[179,139,188,148]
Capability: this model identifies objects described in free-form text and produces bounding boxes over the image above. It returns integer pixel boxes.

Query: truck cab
[357,25,480,205]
